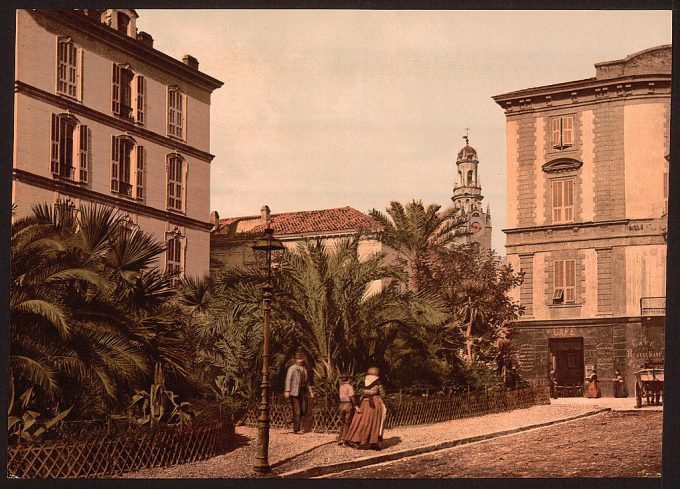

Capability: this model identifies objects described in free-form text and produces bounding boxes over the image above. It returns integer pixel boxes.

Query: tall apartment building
[492,46,670,396]
[13,9,223,278]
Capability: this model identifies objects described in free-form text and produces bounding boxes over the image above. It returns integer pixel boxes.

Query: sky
[136,9,672,253]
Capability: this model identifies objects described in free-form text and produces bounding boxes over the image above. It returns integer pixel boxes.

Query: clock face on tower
[470,221,483,235]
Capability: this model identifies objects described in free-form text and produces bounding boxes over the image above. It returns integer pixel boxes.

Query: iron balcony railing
[641,297,665,316]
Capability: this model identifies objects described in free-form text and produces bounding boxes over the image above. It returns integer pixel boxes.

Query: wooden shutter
[111,135,119,192]
[554,260,564,298]
[112,63,121,114]
[177,92,184,139]
[551,118,561,148]
[51,114,60,174]
[562,116,573,146]
[67,43,77,97]
[135,75,146,124]
[78,125,89,183]
[552,180,563,223]
[136,146,145,200]
[565,260,575,302]
[564,180,574,222]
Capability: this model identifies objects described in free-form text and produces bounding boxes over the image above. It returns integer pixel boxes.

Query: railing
[240,386,550,433]
[641,296,665,316]
[7,407,236,479]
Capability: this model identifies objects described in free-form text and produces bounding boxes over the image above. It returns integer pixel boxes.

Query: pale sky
[136,9,672,253]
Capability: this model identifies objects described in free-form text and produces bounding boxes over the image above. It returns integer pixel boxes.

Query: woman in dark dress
[344,367,387,450]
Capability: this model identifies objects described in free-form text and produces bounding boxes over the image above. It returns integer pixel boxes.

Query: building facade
[451,137,493,252]
[210,206,390,295]
[493,45,670,396]
[13,9,223,278]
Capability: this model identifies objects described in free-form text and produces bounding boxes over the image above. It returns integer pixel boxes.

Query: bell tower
[451,132,493,252]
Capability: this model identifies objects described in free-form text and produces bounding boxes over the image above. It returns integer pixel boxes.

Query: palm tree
[10,202,190,418]
[369,200,465,292]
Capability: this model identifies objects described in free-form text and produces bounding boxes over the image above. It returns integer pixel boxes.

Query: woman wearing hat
[344,366,387,450]
[337,372,356,446]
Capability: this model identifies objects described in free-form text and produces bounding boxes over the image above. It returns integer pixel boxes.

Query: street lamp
[252,224,285,473]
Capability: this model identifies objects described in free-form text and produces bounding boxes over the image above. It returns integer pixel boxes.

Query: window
[113,64,145,123]
[166,230,185,279]
[117,12,130,34]
[166,154,186,211]
[551,116,574,149]
[664,171,668,215]
[51,113,89,182]
[553,259,575,304]
[467,170,473,186]
[56,37,80,99]
[551,179,574,223]
[167,87,185,140]
[111,135,145,199]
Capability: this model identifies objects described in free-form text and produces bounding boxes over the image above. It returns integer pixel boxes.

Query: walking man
[284,352,314,434]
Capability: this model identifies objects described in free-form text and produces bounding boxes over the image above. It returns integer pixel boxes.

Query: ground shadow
[270,440,337,469]
[380,436,402,449]
[219,433,251,455]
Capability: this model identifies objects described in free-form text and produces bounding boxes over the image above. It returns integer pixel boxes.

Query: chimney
[137,31,154,48]
[210,210,220,227]
[261,205,271,224]
[182,54,199,70]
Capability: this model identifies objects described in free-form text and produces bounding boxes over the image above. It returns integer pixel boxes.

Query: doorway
[549,337,584,391]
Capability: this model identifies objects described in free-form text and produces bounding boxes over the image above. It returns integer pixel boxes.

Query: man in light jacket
[284,352,314,433]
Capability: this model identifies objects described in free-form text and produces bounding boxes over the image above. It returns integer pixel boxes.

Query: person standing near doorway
[284,352,314,434]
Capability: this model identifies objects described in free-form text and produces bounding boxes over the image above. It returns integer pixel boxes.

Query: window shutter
[51,114,60,174]
[111,136,119,192]
[552,180,562,222]
[564,180,574,222]
[565,260,575,302]
[78,124,89,183]
[562,117,573,146]
[112,63,121,114]
[554,260,564,292]
[135,75,146,124]
[77,48,83,100]
[177,92,184,139]
[136,146,145,200]
[551,118,561,148]
[67,43,77,97]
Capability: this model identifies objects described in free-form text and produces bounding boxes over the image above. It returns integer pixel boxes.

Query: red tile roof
[213,206,383,239]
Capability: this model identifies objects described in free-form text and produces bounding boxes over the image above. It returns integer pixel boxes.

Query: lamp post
[252,225,285,473]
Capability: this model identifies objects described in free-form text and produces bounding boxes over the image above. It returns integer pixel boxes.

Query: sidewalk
[121,399,639,479]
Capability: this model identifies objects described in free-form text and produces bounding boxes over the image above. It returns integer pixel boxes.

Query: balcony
[641,297,665,316]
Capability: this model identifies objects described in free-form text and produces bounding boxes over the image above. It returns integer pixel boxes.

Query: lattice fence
[241,386,550,433]
[7,420,234,479]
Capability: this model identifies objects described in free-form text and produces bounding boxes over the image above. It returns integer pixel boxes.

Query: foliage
[369,200,466,292]
[10,202,195,420]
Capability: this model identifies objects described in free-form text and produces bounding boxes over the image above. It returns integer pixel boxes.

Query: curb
[279,408,611,478]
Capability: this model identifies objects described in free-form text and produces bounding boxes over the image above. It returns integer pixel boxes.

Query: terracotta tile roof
[213,206,383,239]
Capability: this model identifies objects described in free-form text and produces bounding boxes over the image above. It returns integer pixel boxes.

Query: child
[337,372,357,445]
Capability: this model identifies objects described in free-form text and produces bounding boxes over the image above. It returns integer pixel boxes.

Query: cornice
[16,81,214,163]
[13,168,211,232]
[492,73,670,105]
[513,316,649,329]
[503,219,631,234]
[33,10,223,92]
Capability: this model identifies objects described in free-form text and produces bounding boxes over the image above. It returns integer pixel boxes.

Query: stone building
[451,136,493,252]
[492,45,670,396]
[13,9,223,278]
[210,206,390,294]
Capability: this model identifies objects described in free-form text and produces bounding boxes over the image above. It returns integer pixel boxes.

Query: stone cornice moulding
[492,73,670,106]
[13,168,212,232]
[33,10,224,92]
[542,158,583,174]
[15,81,215,164]
[513,316,653,329]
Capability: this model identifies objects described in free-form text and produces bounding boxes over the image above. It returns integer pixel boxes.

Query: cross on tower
[463,128,470,145]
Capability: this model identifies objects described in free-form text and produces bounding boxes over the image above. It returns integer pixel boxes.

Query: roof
[493,45,671,103]
[213,206,383,239]
[457,143,478,161]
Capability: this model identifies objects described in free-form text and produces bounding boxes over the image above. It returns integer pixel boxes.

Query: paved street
[327,411,662,478]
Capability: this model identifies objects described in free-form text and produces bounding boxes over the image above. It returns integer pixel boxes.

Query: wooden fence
[7,420,234,479]
[241,386,550,433]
